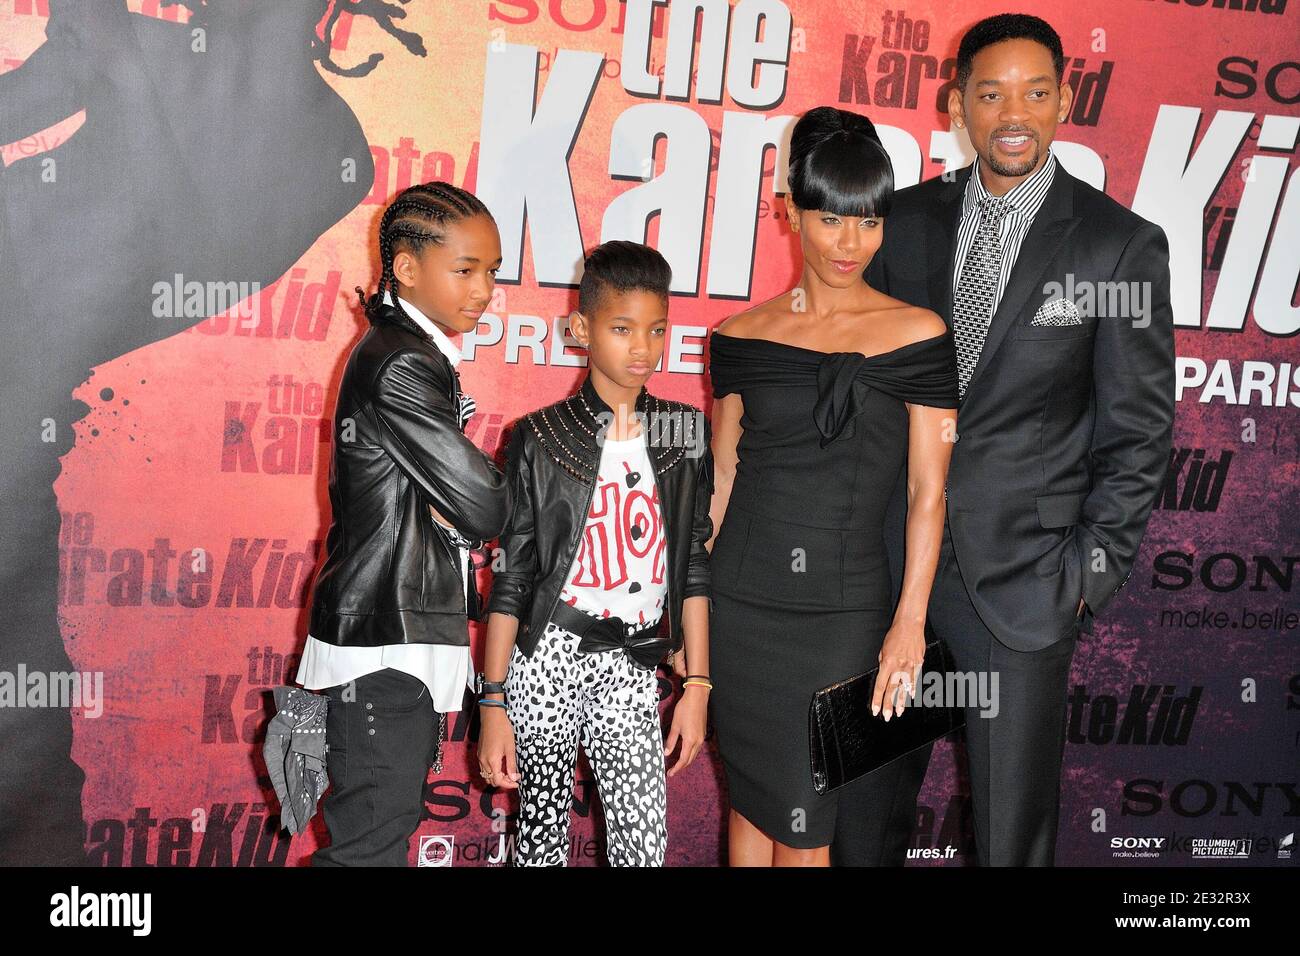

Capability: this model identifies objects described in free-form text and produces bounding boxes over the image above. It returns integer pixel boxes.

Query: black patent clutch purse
[809,638,965,795]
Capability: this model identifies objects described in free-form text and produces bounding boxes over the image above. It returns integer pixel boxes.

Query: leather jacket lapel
[373,302,458,407]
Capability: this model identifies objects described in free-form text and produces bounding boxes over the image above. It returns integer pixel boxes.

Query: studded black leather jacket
[486,373,714,658]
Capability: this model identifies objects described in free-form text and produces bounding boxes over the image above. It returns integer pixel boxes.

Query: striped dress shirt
[952,150,1058,315]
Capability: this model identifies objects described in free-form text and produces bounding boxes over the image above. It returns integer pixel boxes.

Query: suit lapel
[925,166,968,329]
[963,166,1081,397]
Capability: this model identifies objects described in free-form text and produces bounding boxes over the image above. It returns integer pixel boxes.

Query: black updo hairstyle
[355,181,495,324]
[787,107,893,220]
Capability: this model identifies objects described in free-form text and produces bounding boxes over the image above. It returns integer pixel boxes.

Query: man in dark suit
[833,13,1174,866]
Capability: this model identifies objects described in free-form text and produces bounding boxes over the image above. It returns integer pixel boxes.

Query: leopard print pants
[505,622,667,866]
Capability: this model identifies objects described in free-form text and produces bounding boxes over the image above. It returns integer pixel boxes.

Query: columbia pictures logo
[1189,838,1251,859]
[418,835,454,867]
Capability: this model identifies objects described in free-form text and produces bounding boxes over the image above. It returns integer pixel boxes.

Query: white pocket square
[1030,298,1083,327]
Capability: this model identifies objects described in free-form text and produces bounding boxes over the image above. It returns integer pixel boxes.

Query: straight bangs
[793,136,894,220]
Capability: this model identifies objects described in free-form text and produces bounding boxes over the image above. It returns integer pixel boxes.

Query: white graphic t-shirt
[559,430,667,627]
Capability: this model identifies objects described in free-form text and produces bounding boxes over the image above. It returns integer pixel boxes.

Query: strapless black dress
[707,328,958,848]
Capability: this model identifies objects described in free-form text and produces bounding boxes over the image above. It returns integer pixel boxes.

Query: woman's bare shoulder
[873,302,948,350]
[715,293,792,338]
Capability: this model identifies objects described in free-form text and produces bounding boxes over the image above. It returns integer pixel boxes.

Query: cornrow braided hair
[354,181,494,327]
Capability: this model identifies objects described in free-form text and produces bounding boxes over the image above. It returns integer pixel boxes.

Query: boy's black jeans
[311,667,439,866]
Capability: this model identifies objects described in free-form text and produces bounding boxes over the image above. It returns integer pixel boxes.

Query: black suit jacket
[871,162,1174,651]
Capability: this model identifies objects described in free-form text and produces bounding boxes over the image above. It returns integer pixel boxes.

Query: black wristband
[475,673,507,696]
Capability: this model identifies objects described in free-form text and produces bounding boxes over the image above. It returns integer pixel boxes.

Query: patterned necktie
[952,195,1013,397]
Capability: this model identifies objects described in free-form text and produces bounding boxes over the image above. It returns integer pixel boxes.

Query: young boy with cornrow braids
[298,181,512,866]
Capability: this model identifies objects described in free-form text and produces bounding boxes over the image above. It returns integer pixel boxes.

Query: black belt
[549,600,670,671]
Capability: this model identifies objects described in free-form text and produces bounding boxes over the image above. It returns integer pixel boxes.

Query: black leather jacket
[486,374,714,658]
[308,302,511,647]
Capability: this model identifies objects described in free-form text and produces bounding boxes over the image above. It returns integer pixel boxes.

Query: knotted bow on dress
[710,330,960,446]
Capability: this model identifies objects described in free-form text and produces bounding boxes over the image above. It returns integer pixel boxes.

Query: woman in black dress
[706,107,959,865]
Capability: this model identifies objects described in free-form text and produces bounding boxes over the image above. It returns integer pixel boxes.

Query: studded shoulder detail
[525,398,600,485]
[524,391,705,482]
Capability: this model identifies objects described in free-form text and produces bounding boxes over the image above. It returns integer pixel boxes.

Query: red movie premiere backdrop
[0,0,1296,866]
